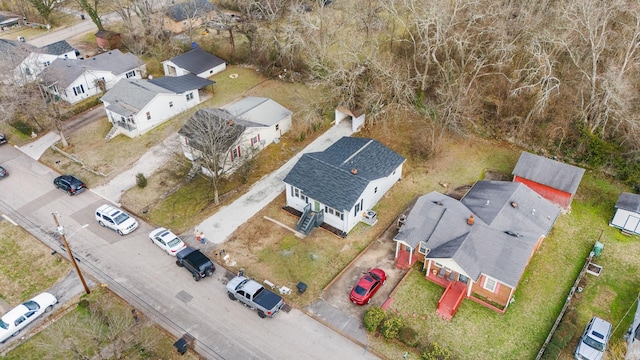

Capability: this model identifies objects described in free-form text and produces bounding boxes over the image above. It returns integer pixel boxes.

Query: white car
[149,227,187,256]
[95,204,139,235]
[0,292,57,343]
[575,316,612,360]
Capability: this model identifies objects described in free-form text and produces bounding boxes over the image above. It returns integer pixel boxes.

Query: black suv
[53,175,86,195]
[176,247,215,281]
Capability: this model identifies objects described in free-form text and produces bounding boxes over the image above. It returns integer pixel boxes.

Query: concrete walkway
[18,132,60,160]
[197,120,354,244]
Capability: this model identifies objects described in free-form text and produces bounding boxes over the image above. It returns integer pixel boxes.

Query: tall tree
[179,109,251,205]
[26,0,59,23]
[76,0,105,31]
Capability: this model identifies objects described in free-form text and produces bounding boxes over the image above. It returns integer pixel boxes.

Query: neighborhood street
[0,144,379,359]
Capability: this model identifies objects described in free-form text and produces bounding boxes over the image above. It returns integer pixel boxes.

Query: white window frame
[483,276,497,292]
[186,92,194,101]
[418,242,428,255]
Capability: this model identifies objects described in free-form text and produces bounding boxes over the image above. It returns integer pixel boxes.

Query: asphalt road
[0,145,378,360]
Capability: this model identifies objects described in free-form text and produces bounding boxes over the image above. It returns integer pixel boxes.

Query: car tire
[98,220,106,227]
[176,260,183,267]
[258,310,267,318]
[193,273,200,282]
[228,292,237,301]
[117,229,124,236]
[205,268,213,277]
[12,329,19,337]
[166,250,170,255]
[45,305,54,313]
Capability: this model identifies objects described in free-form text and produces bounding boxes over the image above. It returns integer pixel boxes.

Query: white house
[162,46,226,78]
[1,39,77,84]
[100,73,214,138]
[40,49,145,104]
[283,137,406,237]
[610,192,640,235]
[178,97,292,173]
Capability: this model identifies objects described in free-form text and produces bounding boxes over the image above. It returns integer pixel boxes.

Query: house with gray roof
[283,137,406,236]
[610,192,640,235]
[0,38,77,84]
[164,0,215,34]
[393,181,561,319]
[512,151,585,209]
[40,49,145,104]
[100,73,213,139]
[178,97,291,174]
[162,47,226,78]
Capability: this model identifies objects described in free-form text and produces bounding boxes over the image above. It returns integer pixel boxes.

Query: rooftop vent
[227,120,234,126]
[511,201,518,208]
[351,168,357,175]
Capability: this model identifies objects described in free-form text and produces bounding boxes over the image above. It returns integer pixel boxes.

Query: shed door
[623,215,640,233]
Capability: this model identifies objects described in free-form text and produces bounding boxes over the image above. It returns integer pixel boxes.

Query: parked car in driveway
[53,174,86,195]
[95,204,139,235]
[0,166,7,179]
[349,268,387,305]
[0,292,57,343]
[0,133,7,145]
[575,316,612,360]
[149,227,186,256]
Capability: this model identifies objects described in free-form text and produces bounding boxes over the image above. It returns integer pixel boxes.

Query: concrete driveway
[306,221,408,345]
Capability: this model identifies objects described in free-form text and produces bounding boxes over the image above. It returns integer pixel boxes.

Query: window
[251,134,260,146]
[374,186,378,194]
[125,70,136,78]
[324,205,345,220]
[43,60,51,67]
[418,242,428,255]
[275,124,280,131]
[146,112,151,120]
[231,146,241,160]
[483,276,497,292]
[73,84,84,96]
[354,201,361,216]
[186,92,194,101]
[169,101,173,108]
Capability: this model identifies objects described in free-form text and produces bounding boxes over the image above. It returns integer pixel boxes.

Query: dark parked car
[53,175,86,195]
[176,246,215,281]
[0,133,7,145]
[0,166,7,179]
[349,268,387,305]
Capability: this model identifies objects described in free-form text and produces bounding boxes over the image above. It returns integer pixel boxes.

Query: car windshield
[583,336,605,351]
[0,319,8,329]
[354,285,367,296]
[22,300,40,312]
[113,213,130,224]
[167,238,182,247]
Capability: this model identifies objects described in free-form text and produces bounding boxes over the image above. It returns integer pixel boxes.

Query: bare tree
[179,109,249,204]
[76,0,105,31]
[25,0,59,24]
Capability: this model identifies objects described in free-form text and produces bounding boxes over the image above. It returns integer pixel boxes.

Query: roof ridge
[341,139,373,166]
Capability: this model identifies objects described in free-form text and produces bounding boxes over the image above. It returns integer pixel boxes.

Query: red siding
[514,176,571,208]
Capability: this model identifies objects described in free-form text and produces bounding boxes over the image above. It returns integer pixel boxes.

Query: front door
[314,201,320,212]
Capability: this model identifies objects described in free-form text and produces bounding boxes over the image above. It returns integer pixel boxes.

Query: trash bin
[296,282,307,295]
[173,338,188,355]
[593,241,604,258]
[80,14,85,20]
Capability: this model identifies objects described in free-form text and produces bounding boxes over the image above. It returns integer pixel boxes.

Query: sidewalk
[197,120,354,244]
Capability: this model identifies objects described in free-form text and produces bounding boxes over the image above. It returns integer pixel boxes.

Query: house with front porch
[39,49,145,104]
[100,73,213,139]
[178,97,292,174]
[283,137,405,237]
[512,151,585,209]
[393,181,561,319]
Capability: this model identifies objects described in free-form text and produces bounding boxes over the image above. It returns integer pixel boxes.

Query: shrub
[421,342,451,360]
[380,316,403,340]
[363,307,386,332]
[136,173,147,188]
[398,326,420,347]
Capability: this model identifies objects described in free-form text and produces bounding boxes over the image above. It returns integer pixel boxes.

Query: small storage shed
[95,30,121,51]
[610,192,640,235]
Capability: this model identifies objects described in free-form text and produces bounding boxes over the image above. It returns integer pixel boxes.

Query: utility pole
[52,213,91,294]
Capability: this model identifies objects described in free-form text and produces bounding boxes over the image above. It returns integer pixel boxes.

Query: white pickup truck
[226,275,285,318]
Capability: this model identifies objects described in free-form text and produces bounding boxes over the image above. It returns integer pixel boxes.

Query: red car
[349,268,387,305]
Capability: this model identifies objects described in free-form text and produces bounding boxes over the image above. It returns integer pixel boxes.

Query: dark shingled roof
[394,182,560,287]
[283,137,405,211]
[512,151,585,194]
[148,73,214,93]
[0,38,36,67]
[39,40,75,56]
[167,47,225,75]
[614,192,640,212]
[166,0,215,22]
